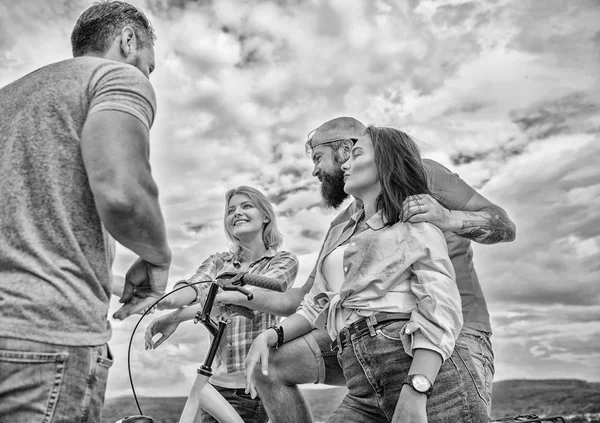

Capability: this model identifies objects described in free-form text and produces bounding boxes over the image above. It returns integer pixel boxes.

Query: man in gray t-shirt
[0,2,171,421]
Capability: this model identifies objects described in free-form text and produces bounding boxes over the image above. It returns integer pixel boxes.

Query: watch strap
[402,374,433,397]
[268,325,284,349]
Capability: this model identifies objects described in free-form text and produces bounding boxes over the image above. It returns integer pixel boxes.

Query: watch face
[412,375,432,392]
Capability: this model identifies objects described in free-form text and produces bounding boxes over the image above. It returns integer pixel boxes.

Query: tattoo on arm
[456,205,516,244]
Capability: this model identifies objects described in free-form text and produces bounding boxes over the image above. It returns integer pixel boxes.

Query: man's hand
[392,385,428,423]
[144,313,180,350]
[113,257,169,320]
[403,194,455,231]
[245,329,277,399]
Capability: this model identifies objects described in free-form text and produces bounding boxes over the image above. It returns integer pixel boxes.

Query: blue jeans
[199,384,268,423]
[0,337,113,423]
[455,327,495,415]
[327,321,489,423]
[309,325,495,414]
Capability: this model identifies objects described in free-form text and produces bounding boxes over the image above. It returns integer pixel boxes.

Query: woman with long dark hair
[246,127,488,422]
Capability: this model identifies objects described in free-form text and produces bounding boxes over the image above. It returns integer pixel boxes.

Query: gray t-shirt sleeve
[423,158,476,210]
[87,63,156,129]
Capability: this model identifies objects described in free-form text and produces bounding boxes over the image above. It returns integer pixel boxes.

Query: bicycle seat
[115,416,155,423]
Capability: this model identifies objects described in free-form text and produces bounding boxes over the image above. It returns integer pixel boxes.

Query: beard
[320,167,348,209]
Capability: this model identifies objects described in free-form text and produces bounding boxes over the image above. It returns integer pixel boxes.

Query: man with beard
[241,117,516,423]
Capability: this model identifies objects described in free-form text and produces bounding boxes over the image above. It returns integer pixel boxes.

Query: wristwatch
[402,374,433,396]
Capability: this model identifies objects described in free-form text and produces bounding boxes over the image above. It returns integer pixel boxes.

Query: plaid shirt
[176,249,298,377]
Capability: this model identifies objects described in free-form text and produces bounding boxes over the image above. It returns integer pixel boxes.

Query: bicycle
[491,414,566,422]
[114,273,570,423]
[115,270,287,423]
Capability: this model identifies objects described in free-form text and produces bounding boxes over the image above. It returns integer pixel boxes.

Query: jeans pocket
[81,344,113,423]
[232,389,257,403]
[457,331,494,411]
[0,349,68,423]
[375,321,404,342]
[97,344,114,369]
[452,344,486,404]
[229,389,266,422]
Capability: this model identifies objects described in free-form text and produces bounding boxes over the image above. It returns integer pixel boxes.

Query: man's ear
[340,139,354,160]
[119,26,136,57]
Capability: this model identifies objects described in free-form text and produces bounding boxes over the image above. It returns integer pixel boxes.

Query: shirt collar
[349,207,387,231]
[262,247,278,259]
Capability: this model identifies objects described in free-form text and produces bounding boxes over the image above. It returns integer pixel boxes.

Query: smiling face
[225,193,268,240]
[341,134,380,200]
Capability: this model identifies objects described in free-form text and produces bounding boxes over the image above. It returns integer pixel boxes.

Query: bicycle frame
[118,271,287,423]
[178,282,246,423]
[179,372,243,423]
[492,415,566,423]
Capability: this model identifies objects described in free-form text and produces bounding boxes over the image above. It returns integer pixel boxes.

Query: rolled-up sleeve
[400,223,462,361]
[251,251,299,292]
[296,276,328,329]
[174,254,218,306]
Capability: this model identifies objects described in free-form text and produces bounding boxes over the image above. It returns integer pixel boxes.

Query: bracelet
[191,284,202,305]
[174,281,201,306]
[268,325,284,349]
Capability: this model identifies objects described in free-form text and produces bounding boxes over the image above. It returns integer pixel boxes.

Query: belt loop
[367,314,377,337]
[336,331,344,354]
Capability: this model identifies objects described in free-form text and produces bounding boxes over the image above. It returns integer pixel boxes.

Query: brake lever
[236,285,253,301]
[215,271,245,285]
[220,283,253,301]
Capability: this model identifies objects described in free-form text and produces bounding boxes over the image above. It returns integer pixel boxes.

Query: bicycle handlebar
[122,271,288,419]
[240,273,287,292]
[215,273,287,319]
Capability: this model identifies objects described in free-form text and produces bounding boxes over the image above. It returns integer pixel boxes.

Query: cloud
[2,0,600,399]
[491,305,600,381]
[510,92,600,139]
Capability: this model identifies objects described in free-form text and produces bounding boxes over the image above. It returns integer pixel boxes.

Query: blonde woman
[145,186,298,423]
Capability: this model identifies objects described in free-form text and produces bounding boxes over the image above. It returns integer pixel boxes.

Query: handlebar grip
[242,273,287,292]
[228,305,255,319]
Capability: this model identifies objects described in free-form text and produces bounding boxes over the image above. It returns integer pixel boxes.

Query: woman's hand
[244,329,278,398]
[155,284,198,311]
[155,293,180,311]
[215,289,245,306]
[144,313,180,350]
[392,385,428,423]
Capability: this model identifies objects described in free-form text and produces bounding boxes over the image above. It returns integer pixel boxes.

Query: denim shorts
[0,337,113,423]
[303,328,346,386]
[199,384,268,423]
[326,320,489,423]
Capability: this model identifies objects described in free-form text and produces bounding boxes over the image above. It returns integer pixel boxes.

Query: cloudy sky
[2,0,599,399]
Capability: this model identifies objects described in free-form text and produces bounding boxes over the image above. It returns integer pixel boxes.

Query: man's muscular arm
[403,192,516,244]
[451,203,516,244]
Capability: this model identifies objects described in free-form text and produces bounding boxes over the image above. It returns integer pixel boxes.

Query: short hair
[366,126,431,226]
[70,0,156,57]
[223,186,283,259]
